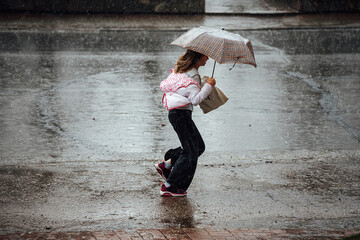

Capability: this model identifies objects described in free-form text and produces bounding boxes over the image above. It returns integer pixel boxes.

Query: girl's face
[197,55,209,67]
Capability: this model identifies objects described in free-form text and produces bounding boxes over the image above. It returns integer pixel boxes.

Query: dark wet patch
[0,167,54,203]
[285,161,360,197]
[158,197,196,228]
[1,29,359,55]
[247,28,360,55]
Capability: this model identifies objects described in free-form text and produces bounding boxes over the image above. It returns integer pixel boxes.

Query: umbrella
[171,26,256,77]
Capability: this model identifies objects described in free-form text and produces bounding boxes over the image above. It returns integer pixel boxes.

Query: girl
[155,49,216,197]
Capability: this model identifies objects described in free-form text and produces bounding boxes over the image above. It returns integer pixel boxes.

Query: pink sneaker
[160,184,187,197]
[154,161,171,180]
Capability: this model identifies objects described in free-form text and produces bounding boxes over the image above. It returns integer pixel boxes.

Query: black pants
[165,109,205,191]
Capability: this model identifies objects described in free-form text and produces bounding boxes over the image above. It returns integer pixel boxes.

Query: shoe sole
[154,163,167,181]
[160,190,187,197]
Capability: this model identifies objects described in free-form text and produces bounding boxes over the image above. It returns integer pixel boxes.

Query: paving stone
[136,229,167,240]
[205,228,235,239]
[113,230,142,240]
[92,231,120,240]
[182,228,213,239]
[159,229,190,240]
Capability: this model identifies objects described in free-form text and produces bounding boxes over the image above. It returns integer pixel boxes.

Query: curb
[1,228,360,240]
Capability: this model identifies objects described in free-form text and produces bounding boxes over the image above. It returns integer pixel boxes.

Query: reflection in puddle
[158,197,195,228]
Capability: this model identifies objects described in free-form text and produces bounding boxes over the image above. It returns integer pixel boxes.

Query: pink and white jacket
[160,69,213,111]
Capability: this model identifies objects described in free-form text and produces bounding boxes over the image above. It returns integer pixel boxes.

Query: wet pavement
[1,13,359,31]
[205,0,298,14]
[0,11,360,239]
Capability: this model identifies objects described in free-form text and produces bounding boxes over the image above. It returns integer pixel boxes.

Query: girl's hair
[174,49,204,74]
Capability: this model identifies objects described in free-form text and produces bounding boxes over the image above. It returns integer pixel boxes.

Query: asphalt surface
[205,0,298,14]
[0,10,359,237]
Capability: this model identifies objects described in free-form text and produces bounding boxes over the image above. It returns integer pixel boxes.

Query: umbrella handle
[211,61,216,78]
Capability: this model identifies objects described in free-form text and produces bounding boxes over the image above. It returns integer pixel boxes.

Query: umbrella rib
[220,37,226,64]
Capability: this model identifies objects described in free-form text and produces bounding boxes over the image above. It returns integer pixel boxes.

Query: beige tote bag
[200,76,229,114]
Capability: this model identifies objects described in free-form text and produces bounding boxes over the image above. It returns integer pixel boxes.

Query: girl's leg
[192,119,205,157]
[165,124,204,166]
[164,147,182,166]
[166,109,204,191]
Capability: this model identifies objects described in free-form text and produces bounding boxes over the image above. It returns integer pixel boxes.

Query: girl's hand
[207,77,216,86]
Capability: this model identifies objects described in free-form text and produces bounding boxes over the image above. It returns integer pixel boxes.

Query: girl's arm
[180,83,213,106]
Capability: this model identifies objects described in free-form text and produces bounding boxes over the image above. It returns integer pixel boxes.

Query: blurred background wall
[282,0,359,13]
[0,0,205,14]
[0,0,358,14]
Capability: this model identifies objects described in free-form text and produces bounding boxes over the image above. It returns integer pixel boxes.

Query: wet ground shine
[0,16,359,234]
